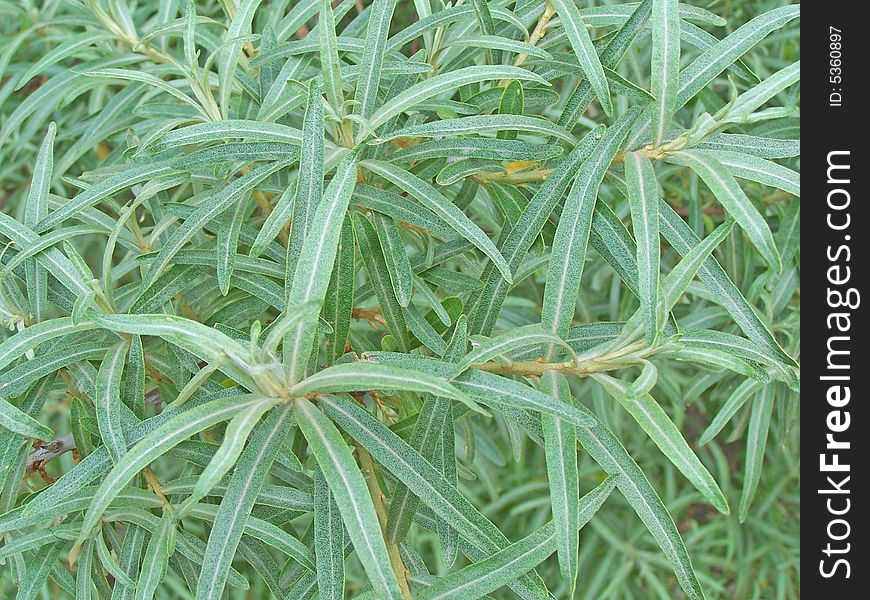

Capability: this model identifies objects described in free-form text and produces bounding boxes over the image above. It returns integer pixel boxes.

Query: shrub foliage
[0,0,799,598]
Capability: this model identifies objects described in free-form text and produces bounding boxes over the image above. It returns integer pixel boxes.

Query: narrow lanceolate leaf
[283,81,325,286]
[324,217,356,364]
[373,213,413,307]
[676,5,801,108]
[77,395,266,542]
[542,107,640,337]
[416,476,618,600]
[375,115,576,146]
[134,512,176,600]
[218,0,261,117]
[0,396,53,440]
[651,0,680,144]
[216,189,250,295]
[661,218,734,311]
[625,152,662,342]
[96,341,130,463]
[593,373,730,515]
[315,468,346,600]
[716,152,800,197]
[368,66,549,130]
[571,402,706,600]
[724,60,801,124]
[558,0,652,128]
[539,371,579,596]
[497,81,524,141]
[386,319,467,544]
[550,0,612,115]
[186,397,277,511]
[284,147,361,383]
[699,379,762,445]
[319,0,344,113]
[669,150,781,272]
[468,126,604,335]
[23,122,56,322]
[658,200,796,370]
[354,213,411,351]
[0,317,96,372]
[318,393,550,598]
[362,160,512,283]
[293,398,403,600]
[354,0,399,120]
[292,362,479,413]
[196,405,293,600]
[739,385,775,522]
[90,313,256,392]
[0,213,92,299]
[143,159,293,291]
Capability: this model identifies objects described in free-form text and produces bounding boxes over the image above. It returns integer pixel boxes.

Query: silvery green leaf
[551,0,612,115]
[669,150,781,271]
[294,397,404,600]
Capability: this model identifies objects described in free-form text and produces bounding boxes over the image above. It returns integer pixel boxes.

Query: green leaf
[539,371,579,596]
[716,151,800,197]
[375,114,576,146]
[218,0,261,117]
[651,0,680,144]
[95,341,130,463]
[134,512,176,600]
[0,396,53,440]
[699,379,762,445]
[497,81,524,142]
[292,362,482,415]
[316,393,549,598]
[368,66,549,130]
[324,216,356,364]
[593,373,730,514]
[416,476,617,600]
[76,394,266,542]
[354,0,399,121]
[676,5,801,108]
[658,200,797,370]
[372,213,413,307]
[542,106,640,337]
[183,397,278,513]
[362,160,512,283]
[294,397,403,600]
[314,467,346,600]
[551,0,612,115]
[571,402,706,600]
[669,150,781,271]
[318,0,345,114]
[195,404,294,600]
[739,384,775,522]
[386,317,467,544]
[23,122,56,322]
[624,152,662,342]
[283,81,326,284]
[283,146,361,383]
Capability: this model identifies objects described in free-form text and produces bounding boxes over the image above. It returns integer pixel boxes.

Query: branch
[25,434,76,480]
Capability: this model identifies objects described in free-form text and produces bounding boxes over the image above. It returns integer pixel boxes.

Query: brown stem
[355,443,413,600]
[25,434,76,479]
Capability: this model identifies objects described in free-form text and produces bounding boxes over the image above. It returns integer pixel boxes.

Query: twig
[25,434,76,480]
[355,443,413,600]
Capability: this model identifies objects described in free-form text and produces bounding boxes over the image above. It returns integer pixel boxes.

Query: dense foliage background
[0,0,799,598]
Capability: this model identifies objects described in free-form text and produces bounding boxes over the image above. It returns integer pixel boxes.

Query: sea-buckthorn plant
[0,0,799,598]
